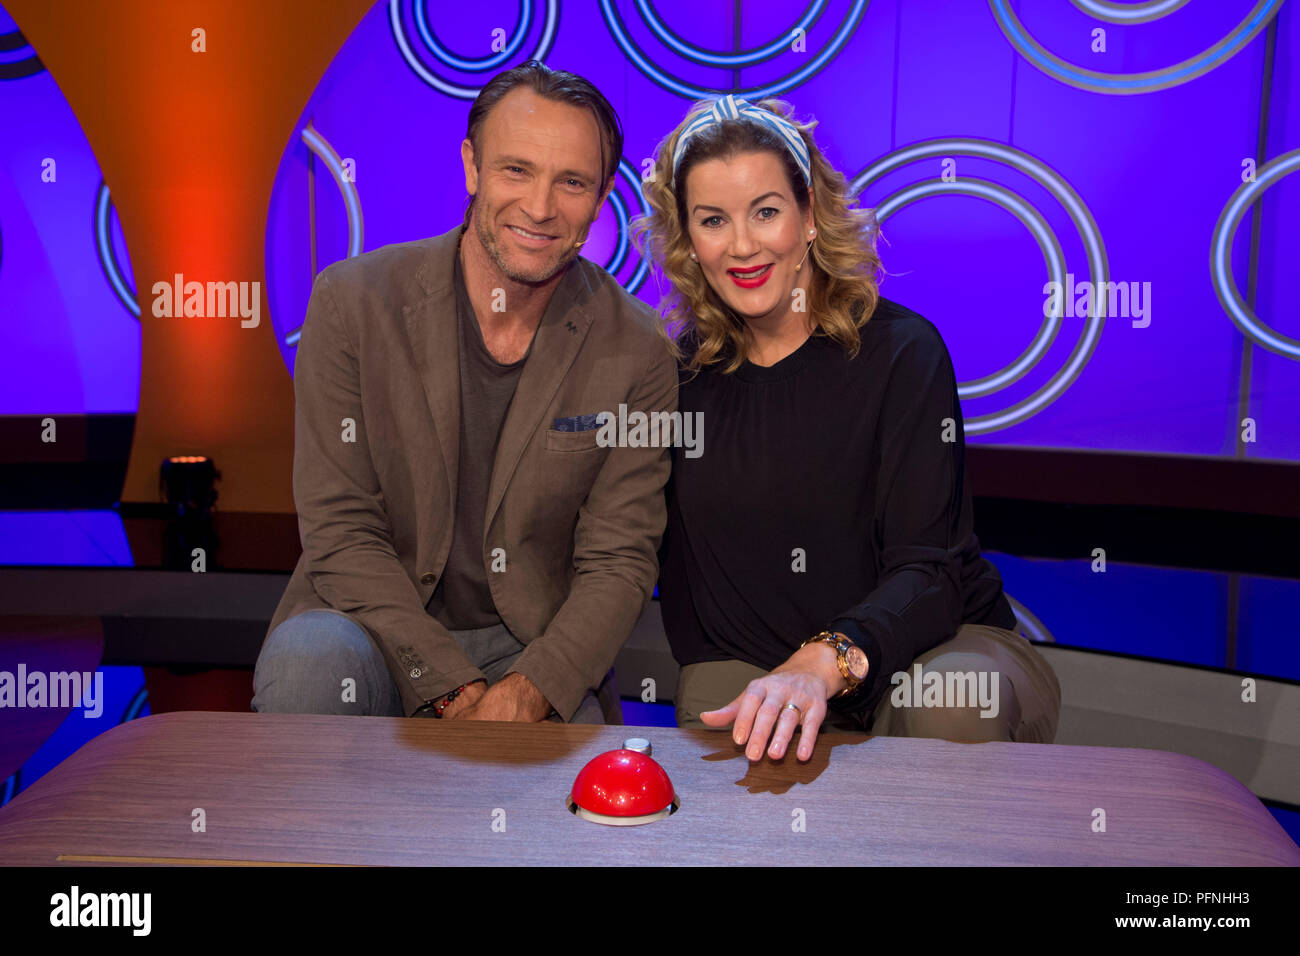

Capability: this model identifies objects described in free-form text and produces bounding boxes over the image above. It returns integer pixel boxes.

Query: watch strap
[801,630,865,697]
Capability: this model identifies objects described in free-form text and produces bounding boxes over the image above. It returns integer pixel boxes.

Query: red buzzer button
[568,748,678,826]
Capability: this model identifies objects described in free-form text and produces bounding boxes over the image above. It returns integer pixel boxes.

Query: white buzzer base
[567,796,677,826]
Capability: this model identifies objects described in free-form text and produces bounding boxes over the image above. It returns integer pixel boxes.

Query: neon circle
[607,158,651,292]
[853,138,1109,433]
[989,0,1282,94]
[389,0,559,99]
[634,0,828,67]
[1068,0,1190,24]
[1210,148,1300,361]
[872,178,1067,399]
[95,183,139,317]
[600,0,867,99]
[301,125,363,259]
[413,0,531,71]
[605,189,631,274]
[0,26,42,79]
[281,125,366,349]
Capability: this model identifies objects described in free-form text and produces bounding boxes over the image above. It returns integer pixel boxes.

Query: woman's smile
[727,263,774,287]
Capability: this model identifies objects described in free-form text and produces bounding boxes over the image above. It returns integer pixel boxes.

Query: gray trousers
[674,620,1060,743]
[253,609,616,724]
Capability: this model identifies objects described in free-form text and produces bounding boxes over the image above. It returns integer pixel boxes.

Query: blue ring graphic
[121,683,150,722]
[989,0,1282,94]
[634,0,827,67]
[605,190,631,276]
[1069,0,1190,24]
[1,769,18,806]
[0,29,43,79]
[853,139,1109,433]
[301,125,364,259]
[95,183,140,318]
[286,125,365,348]
[1210,149,1300,360]
[871,178,1067,399]
[414,0,531,71]
[390,0,559,99]
[601,0,867,99]
[611,158,651,293]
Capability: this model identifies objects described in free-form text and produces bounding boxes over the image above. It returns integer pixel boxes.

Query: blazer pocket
[545,427,604,453]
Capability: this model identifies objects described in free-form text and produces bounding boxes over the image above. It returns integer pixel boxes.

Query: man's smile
[507,224,558,247]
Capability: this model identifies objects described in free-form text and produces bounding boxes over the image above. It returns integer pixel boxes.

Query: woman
[631,95,1060,762]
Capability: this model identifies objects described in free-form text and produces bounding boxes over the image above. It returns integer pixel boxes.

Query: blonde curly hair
[630,96,884,374]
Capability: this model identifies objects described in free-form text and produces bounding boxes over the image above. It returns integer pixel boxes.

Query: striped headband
[670,94,812,188]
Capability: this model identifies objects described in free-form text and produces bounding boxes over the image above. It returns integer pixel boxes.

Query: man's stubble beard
[471,200,582,286]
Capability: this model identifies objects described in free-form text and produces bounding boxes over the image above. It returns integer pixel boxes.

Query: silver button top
[622,737,651,755]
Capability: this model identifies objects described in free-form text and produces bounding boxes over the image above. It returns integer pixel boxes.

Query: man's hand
[448,672,553,722]
[700,640,853,762]
[437,680,487,720]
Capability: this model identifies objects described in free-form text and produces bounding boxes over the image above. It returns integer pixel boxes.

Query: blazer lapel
[485,264,594,529]
[405,228,463,507]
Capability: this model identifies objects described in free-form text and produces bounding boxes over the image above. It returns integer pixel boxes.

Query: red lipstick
[727,263,773,288]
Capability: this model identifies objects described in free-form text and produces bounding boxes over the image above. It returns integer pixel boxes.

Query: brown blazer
[265,224,677,719]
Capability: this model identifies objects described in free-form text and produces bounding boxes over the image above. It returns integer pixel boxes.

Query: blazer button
[420,572,436,585]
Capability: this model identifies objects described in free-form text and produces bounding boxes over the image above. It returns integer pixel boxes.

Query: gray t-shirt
[425,244,537,630]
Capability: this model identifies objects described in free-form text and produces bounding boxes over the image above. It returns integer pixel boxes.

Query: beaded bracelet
[432,680,483,718]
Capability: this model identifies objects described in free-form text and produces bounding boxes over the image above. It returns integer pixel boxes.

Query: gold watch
[800,631,869,697]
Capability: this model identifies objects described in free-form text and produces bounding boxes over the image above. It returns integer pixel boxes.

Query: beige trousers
[674,622,1061,744]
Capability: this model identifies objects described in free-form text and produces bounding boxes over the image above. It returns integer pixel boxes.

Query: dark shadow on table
[392,718,624,765]
[694,729,876,794]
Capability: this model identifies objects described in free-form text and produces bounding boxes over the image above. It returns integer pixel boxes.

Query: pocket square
[551,413,605,432]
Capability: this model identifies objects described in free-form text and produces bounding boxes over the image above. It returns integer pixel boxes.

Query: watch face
[845,645,869,680]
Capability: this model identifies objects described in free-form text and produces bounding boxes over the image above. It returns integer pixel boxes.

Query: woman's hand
[700,641,848,761]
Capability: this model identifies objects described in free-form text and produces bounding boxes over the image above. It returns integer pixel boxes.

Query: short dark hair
[462,60,623,225]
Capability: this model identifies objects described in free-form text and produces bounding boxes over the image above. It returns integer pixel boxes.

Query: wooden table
[0,712,1295,865]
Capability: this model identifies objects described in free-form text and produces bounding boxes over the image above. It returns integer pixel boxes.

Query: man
[253,61,676,723]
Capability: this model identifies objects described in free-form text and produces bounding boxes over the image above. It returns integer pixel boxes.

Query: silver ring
[784,702,803,721]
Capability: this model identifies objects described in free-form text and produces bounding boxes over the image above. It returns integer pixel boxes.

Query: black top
[426,238,537,630]
[657,296,1016,728]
